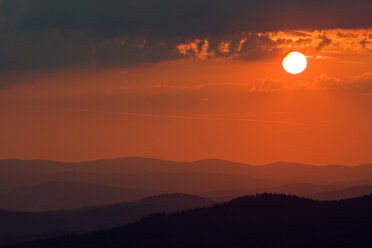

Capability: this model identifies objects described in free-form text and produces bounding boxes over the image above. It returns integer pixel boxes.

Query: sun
[282,52,307,74]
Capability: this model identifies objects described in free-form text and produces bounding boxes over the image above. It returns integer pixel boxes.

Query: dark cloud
[0,30,91,71]
[0,0,371,72]
[1,0,371,36]
[316,35,332,51]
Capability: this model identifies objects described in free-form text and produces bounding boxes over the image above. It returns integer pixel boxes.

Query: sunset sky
[0,0,371,165]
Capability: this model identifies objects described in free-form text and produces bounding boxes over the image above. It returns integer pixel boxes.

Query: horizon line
[0,156,370,167]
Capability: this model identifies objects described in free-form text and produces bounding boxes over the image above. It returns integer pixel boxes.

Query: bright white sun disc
[282,52,307,74]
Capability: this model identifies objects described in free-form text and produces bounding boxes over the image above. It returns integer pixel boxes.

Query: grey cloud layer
[0,0,371,72]
[2,0,371,36]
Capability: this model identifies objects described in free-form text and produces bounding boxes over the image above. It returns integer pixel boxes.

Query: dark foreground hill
[10,194,372,248]
[0,194,214,247]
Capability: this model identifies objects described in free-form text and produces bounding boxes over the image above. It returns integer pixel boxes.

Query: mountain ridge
[8,193,372,248]
[0,181,158,212]
[0,193,215,247]
[1,157,372,195]
[2,157,372,167]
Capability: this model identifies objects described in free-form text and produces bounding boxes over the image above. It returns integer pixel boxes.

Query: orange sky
[0,28,371,165]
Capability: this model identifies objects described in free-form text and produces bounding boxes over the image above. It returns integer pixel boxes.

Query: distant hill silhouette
[0,194,214,247]
[0,158,269,194]
[8,194,372,248]
[0,182,158,212]
[307,185,372,200]
[136,194,215,210]
[201,183,342,201]
[1,158,372,195]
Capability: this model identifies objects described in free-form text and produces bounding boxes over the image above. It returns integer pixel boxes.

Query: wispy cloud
[177,29,372,61]
[79,109,328,127]
[143,72,372,93]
